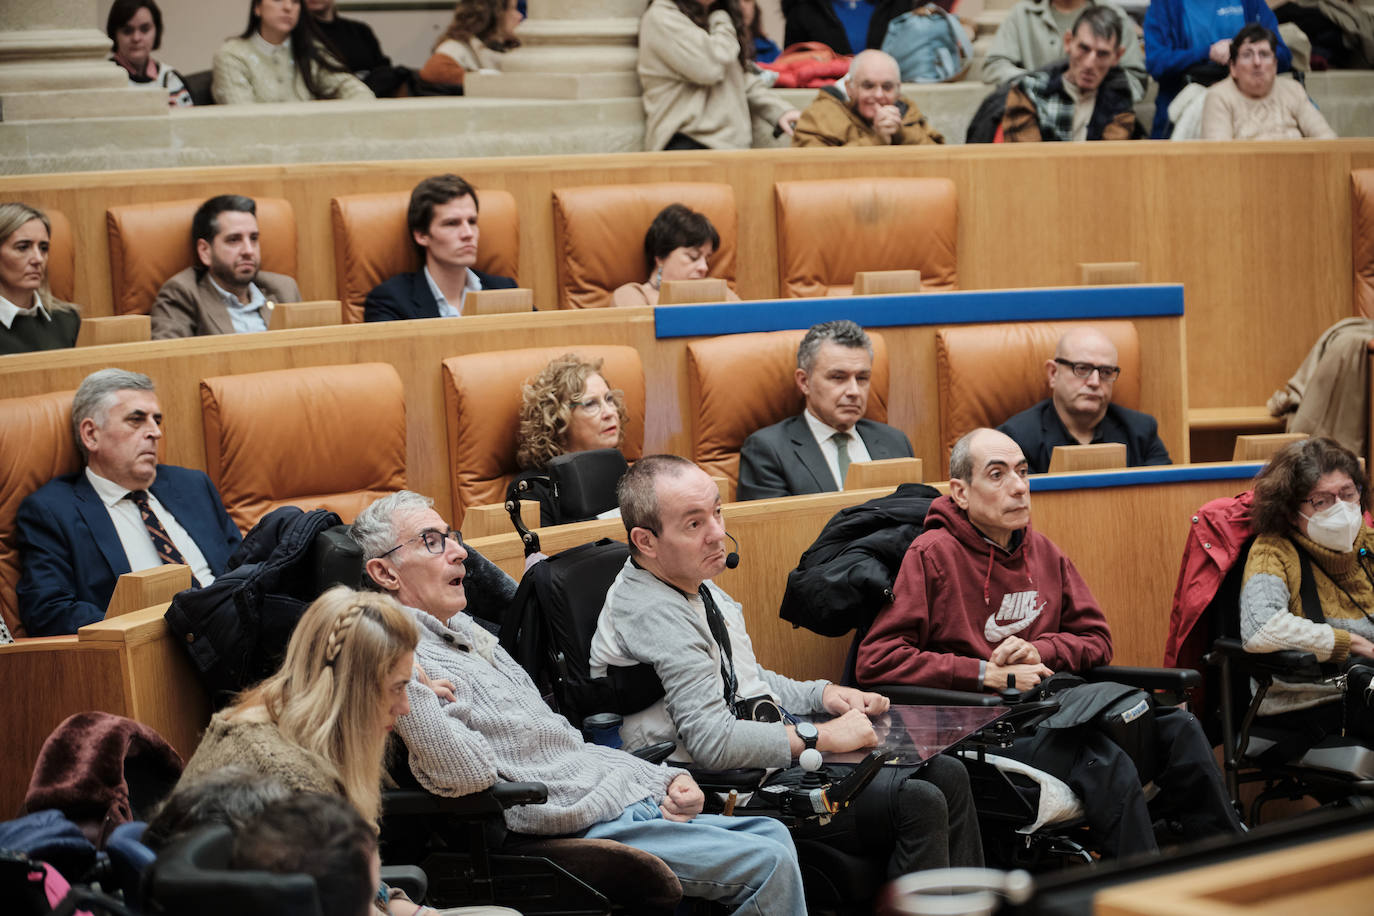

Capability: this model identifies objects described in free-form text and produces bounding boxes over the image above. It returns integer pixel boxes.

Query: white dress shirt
[802,408,871,489]
[424,265,483,317]
[85,467,215,586]
[0,289,50,329]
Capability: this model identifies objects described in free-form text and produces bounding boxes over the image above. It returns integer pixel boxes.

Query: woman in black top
[0,203,79,356]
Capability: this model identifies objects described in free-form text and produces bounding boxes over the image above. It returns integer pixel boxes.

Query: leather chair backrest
[440,346,646,524]
[1353,169,1374,318]
[0,390,79,637]
[46,208,75,304]
[551,183,737,309]
[329,188,520,324]
[934,320,1141,475]
[106,197,298,316]
[200,364,406,532]
[774,177,958,298]
[686,330,891,488]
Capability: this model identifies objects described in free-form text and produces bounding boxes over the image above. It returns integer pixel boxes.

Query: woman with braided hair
[178,587,481,916]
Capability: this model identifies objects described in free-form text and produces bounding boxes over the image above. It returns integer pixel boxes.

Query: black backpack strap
[1291,541,1327,625]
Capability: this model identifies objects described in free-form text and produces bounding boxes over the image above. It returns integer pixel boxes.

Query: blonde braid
[324,604,364,667]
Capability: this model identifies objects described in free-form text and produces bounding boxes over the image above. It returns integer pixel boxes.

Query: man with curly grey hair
[736,319,913,501]
[16,367,240,636]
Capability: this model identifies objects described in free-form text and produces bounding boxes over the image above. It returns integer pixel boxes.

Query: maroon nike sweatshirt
[856,495,1113,691]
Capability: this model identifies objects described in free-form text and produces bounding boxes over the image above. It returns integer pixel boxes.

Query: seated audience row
[212,0,373,105]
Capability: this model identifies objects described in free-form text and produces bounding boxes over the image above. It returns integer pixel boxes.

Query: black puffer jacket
[782,0,915,55]
[779,482,940,636]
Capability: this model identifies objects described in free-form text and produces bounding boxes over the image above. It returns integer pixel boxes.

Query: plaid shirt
[1002,61,1136,141]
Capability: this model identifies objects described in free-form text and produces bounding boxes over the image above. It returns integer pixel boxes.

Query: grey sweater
[592,560,828,770]
[395,606,682,836]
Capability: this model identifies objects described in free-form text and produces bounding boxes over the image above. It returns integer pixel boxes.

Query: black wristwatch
[795,721,819,752]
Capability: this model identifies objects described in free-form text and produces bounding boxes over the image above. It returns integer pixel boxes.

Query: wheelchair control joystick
[998,675,1024,705]
[799,747,823,772]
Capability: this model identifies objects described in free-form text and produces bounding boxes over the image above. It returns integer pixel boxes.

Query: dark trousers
[786,755,984,877]
[1006,705,1241,858]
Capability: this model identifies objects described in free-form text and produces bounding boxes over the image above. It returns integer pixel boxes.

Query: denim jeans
[583,799,805,915]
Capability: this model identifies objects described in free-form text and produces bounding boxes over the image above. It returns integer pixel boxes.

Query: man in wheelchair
[589,455,984,878]
[349,490,807,915]
[856,428,1242,858]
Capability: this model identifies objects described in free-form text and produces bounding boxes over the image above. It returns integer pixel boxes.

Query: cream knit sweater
[212,33,373,104]
[638,0,789,150]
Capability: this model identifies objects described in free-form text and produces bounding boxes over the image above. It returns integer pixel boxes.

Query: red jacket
[856,496,1113,691]
[1162,491,1254,671]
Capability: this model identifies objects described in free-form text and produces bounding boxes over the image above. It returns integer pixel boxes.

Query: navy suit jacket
[16,465,242,636]
[363,267,517,322]
[736,413,915,501]
[997,398,1172,475]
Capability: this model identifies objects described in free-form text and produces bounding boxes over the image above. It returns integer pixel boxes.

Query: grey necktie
[833,432,851,485]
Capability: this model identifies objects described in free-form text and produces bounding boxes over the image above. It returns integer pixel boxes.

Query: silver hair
[796,320,873,374]
[71,368,156,460]
[350,490,435,562]
[948,428,985,482]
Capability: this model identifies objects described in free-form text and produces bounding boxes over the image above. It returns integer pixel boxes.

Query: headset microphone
[725,532,741,569]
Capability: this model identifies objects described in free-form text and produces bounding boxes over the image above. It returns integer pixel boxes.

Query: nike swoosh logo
[984,614,1035,643]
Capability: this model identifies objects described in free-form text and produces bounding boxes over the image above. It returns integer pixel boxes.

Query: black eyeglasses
[1053,358,1121,382]
[376,527,462,560]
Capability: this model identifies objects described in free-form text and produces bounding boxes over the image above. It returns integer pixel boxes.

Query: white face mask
[1301,499,1363,553]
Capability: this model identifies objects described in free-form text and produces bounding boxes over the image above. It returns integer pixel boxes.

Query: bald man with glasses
[998,326,1171,474]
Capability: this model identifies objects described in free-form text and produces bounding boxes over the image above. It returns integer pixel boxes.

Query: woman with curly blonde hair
[507,353,628,526]
[0,202,80,355]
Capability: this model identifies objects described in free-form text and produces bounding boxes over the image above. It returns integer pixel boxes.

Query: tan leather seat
[934,320,1141,475]
[45,208,75,305]
[551,183,738,309]
[1353,169,1374,318]
[0,390,79,637]
[686,330,892,490]
[329,189,520,323]
[440,346,646,524]
[105,197,299,317]
[200,364,406,532]
[774,178,958,298]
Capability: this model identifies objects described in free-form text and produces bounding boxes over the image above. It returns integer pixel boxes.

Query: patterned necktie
[833,432,852,485]
[127,490,191,570]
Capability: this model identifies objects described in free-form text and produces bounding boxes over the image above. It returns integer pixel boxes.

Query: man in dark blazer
[364,173,516,322]
[150,194,302,339]
[16,369,241,636]
[997,326,1171,474]
[737,320,914,501]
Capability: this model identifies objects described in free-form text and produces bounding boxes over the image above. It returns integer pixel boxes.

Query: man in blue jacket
[364,174,516,321]
[1144,0,1291,138]
[17,369,241,636]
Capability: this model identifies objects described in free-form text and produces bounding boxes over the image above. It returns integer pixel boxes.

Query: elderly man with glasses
[348,490,808,915]
[997,325,1171,474]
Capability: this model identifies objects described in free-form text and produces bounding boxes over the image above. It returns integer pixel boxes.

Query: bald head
[848,50,901,127]
[1048,326,1119,430]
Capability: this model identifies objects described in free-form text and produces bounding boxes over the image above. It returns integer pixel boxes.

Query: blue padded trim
[653,285,1184,338]
[1027,463,1264,492]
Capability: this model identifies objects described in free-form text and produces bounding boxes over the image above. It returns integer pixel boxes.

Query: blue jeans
[583,800,805,915]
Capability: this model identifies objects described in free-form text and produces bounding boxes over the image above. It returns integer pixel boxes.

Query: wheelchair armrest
[689,767,769,793]
[379,864,427,903]
[383,782,548,818]
[1206,638,1325,678]
[632,741,677,765]
[1084,665,1202,691]
[869,683,1003,706]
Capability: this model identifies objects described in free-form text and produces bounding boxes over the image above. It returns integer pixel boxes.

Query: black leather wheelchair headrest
[548,448,629,521]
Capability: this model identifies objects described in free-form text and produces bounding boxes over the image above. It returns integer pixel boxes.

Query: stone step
[528,0,645,18]
[465,70,641,100]
[515,17,640,47]
[499,45,640,74]
[0,85,168,121]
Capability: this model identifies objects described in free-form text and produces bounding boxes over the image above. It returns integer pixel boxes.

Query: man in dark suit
[997,326,1171,474]
[364,174,516,322]
[736,320,914,501]
[150,195,302,339]
[16,369,242,636]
